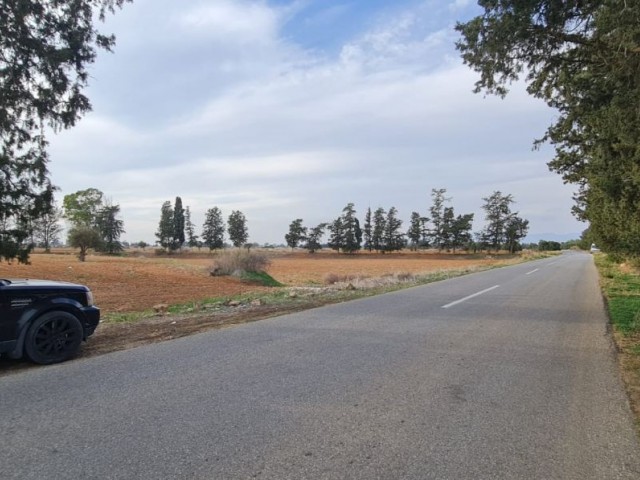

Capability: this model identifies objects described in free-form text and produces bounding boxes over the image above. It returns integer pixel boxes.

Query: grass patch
[608,297,640,334]
[238,271,283,287]
[594,253,640,434]
[596,254,640,335]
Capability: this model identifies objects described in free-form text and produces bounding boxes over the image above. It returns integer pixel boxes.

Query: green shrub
[239,271,283,287]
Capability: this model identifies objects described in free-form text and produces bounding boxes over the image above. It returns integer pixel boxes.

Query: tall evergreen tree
[0,0,130,263]
[450,213,474,253]
[481,191,515,252]
[184,206,199,248]
[305,223,326,254]
[456,1,640,254]
[202,207,225,250]
[372,207,386,253]
[383,207,405,252]
[172,196,185,250]
[363,207,373,252]
[407,212,424,251]
[340,203,362,254]
[95,203,125,254]
[504,216,530,254]
[429,188,450,251]
[327,218,344,252]
[156,201,174,250]
[441,207,456,251]
[227,210,248,248]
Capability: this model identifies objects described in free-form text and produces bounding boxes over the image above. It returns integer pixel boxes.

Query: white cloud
[179,1,280,43]
[449,0,473,12]
[47,0,583,244]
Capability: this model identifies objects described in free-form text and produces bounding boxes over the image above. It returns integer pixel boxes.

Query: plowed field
[0,249,529,372]
[0,250,513,314]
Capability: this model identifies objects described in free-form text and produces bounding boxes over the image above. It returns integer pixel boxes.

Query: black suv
[0,279,100,364]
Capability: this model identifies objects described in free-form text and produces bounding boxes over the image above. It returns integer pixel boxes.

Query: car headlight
[86,290,95,307]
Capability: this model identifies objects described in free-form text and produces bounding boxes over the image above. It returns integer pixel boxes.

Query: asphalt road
[2,252,640,479]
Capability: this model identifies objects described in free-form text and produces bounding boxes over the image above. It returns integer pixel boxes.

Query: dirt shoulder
[0,285,381,376]
[0,251,548,376]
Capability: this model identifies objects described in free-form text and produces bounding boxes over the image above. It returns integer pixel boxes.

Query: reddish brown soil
[0,250,511,314]
[268,251,514,284]
[0,253,265,313]
[0,249,519,376]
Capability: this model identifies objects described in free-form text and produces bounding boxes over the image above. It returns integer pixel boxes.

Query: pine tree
[0,1,129,263]
[340,203,361,254]
[441,207,455,251]
[383,207,405,252]
[285,219,307,250]
[372,207,386,253]
[202,207,225,250]
[481,191,514,252]
[156,201,174,250]
[172,197,185,250]
[363,207,373,252]
[450,214,474,253]
[227,210,248,248]
[429,188,450,251]
[305,223,326,254]
[407,212,424,251]
[184,206,199,248]
[456,1,640,254]
[95,203,125,254]
[504,216,529,254]
[327,218,344,252]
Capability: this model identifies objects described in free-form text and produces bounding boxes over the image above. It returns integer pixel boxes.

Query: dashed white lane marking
[441,285,500,309]
[526,268,539,275]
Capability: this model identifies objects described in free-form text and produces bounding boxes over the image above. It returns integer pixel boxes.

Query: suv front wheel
[24,311,84,365]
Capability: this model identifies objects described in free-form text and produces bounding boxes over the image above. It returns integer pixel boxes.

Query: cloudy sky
[48,0,584,245]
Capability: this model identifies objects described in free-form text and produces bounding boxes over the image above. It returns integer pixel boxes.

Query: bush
[210,250,271,276]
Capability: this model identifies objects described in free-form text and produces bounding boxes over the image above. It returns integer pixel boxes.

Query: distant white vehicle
[590,243,601,253]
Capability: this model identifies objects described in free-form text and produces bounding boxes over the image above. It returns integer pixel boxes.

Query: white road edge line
[441,285,500,309]
[526,268,539,275]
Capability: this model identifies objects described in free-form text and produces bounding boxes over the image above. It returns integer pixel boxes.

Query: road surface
[2,251,639,479]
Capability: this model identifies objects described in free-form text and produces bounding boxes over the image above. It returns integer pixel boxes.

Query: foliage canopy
[456,0,640,254]
[0,0,130,262]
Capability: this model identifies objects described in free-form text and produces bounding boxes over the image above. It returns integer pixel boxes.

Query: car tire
[24,311,83,365]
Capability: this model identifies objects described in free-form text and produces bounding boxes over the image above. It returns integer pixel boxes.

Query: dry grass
[210,249,271,276]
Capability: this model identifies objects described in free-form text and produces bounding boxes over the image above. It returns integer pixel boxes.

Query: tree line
[24,186,529,259]
[285,189,529,254]
[2,2,637,263]
[154,197,249,252]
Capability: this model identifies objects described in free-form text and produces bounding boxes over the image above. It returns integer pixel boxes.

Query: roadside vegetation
[594,254,640,426]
